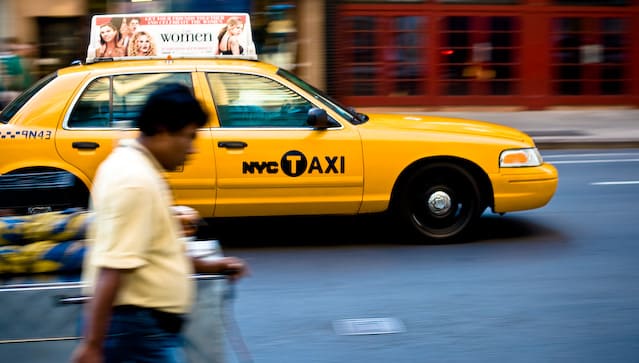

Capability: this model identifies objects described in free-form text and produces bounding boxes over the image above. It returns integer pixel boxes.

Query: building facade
[2,0,638,109]
[327,0,639,109]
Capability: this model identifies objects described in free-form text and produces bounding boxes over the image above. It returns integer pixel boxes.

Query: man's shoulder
[104,144,145,166]
[97,145,155,184]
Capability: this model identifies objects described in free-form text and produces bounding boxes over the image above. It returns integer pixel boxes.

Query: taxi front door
[212,125,364,217]
[203,71,364,217]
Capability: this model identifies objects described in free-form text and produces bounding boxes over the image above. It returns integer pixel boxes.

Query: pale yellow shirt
[83,138,195,314]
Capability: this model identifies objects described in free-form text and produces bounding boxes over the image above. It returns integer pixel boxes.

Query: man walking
[72,83,248,363]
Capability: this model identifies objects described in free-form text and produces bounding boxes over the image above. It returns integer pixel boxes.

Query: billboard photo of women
[119,17,141,54]
[217,17,245,55]
[127,30,156,57]
[95,21,125,58]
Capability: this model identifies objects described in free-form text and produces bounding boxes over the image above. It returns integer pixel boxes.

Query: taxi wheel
[400,163,481,242]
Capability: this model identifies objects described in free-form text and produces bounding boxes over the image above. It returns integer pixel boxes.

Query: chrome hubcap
[428,191,452,216]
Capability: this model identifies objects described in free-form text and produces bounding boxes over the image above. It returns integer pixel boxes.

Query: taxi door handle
[218,141,247,149]
[72,141,100,150]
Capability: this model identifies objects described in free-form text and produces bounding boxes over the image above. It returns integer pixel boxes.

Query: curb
[535,140,639,150]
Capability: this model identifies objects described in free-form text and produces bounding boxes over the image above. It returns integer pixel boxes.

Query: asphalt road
[212,149,639,363]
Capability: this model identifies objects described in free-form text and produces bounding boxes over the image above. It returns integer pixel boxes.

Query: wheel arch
[389,156,494,213]
[0,165,92,213]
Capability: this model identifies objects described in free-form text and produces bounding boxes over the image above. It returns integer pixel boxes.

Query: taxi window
[207,73,313,128]
[68,73,193,129]
[68,77,110,128]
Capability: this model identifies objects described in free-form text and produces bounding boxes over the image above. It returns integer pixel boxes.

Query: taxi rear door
[54,71,216,216]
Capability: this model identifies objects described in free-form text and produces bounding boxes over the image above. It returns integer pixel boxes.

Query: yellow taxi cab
[0,13,557,242]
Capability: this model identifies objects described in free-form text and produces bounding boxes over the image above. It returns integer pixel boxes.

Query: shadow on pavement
[198,213,564,248]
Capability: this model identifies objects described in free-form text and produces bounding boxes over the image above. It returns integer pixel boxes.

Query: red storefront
[327,0,639,109]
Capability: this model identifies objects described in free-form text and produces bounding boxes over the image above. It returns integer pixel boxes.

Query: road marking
[549,159,639,165]
[333,317,406,335]
[591,181,639,186]
[0,336,80,344]
[543,152,639,159]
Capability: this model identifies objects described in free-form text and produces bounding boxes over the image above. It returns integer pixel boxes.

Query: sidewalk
[358,107,639,149]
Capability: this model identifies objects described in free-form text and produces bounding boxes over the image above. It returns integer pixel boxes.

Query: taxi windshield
[276,68,366,125]
[1,72,57,124]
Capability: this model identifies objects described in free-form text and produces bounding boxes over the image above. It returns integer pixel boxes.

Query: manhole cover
[333,317,406,336]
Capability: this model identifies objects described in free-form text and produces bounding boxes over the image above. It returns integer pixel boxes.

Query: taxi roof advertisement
[87,13,256,62]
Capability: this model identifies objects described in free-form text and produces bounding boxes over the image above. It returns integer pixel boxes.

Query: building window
[347,16,377,96]
[341,15,427,97]
[551,17,629,95]
[390,16,427,96]
[552,0,629,5]
[437,0,520,3]
[439,16,520,96]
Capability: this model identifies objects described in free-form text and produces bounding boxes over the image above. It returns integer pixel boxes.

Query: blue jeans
[102,306,187,363]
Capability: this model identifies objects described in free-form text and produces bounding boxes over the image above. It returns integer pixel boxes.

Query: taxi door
[204,72,364,217]
[54,72,217,216]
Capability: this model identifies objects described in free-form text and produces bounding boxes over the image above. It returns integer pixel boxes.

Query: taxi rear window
[0,72,57,124]
[68,72,193,128]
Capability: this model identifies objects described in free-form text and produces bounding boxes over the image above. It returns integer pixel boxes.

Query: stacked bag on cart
[0,209,92,274]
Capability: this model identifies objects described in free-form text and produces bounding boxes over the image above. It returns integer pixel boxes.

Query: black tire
[398,162,482,242]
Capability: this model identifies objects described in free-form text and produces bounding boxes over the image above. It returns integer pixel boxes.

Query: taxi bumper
[491,163,558,213]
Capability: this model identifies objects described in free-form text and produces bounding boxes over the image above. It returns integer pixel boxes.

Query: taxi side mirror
[306,108,336,129]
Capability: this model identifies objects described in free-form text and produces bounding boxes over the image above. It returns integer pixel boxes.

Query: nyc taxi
[0,13,557,242]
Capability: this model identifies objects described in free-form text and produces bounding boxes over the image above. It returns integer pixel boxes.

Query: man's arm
[171,206,249,280]
[71,267,124,363]
[192,256,249,282]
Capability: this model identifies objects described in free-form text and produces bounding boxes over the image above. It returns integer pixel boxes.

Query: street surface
[1,149,637,363]
[208,149,639,363]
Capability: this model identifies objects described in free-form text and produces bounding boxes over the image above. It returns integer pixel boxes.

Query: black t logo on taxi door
[281,150,307,177]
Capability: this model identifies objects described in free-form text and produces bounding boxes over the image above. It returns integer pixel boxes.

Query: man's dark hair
[136,83,208,136]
